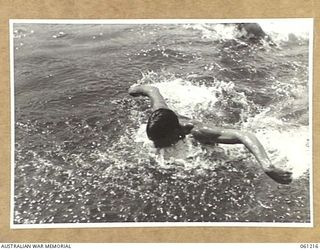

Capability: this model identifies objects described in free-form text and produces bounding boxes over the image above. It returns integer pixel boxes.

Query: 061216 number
[300,244,319,249]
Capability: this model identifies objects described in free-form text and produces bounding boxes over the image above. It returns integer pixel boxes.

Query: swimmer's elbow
[237,131,259,142]
[128,85,146,97]
[128,85,160,96]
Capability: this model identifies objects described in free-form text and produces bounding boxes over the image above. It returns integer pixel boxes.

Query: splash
[137,71,252,121]
[258,127,310,179]
[258,20,311,43]
[184,23,245,41]
[133,119,248,172]
[242,106,310,179]
[184,21,311,44]
[130,71,310,178]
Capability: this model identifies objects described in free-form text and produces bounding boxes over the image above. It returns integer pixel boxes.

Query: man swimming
[128,84,292,185]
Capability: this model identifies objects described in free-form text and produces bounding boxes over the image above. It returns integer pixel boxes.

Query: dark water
[13,23,310,224]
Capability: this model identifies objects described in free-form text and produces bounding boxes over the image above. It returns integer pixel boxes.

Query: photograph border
[9,18,314,229]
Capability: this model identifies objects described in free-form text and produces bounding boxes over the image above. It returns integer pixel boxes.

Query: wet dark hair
[146,108,186,148]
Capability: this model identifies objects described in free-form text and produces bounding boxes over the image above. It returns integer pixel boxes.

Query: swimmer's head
[147,108,193,148]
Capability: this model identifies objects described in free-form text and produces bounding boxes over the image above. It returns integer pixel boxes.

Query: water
[13,22,311,224]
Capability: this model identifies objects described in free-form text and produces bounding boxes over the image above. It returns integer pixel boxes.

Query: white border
[9,18,314,229]
[10,222,314,229]
[308,18,314,228]
[10,18,16,229]
[9,18,314,24]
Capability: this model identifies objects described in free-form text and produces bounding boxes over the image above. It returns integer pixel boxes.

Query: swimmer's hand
[265,167,292,185]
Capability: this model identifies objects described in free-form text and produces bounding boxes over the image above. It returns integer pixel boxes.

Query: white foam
[137,72,239,119]
[185,21,311,43]
[258,20,311,41]
[184,23,243,41]
[243,111,310,178]
[151,79,218,117]
[134,126,239,171]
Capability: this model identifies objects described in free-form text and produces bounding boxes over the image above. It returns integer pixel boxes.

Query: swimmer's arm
[191,126,292,184]
[128,84,168,111]
[191,126,270,166]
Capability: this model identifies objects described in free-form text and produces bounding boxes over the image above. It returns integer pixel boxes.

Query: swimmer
[128,84,292,185]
